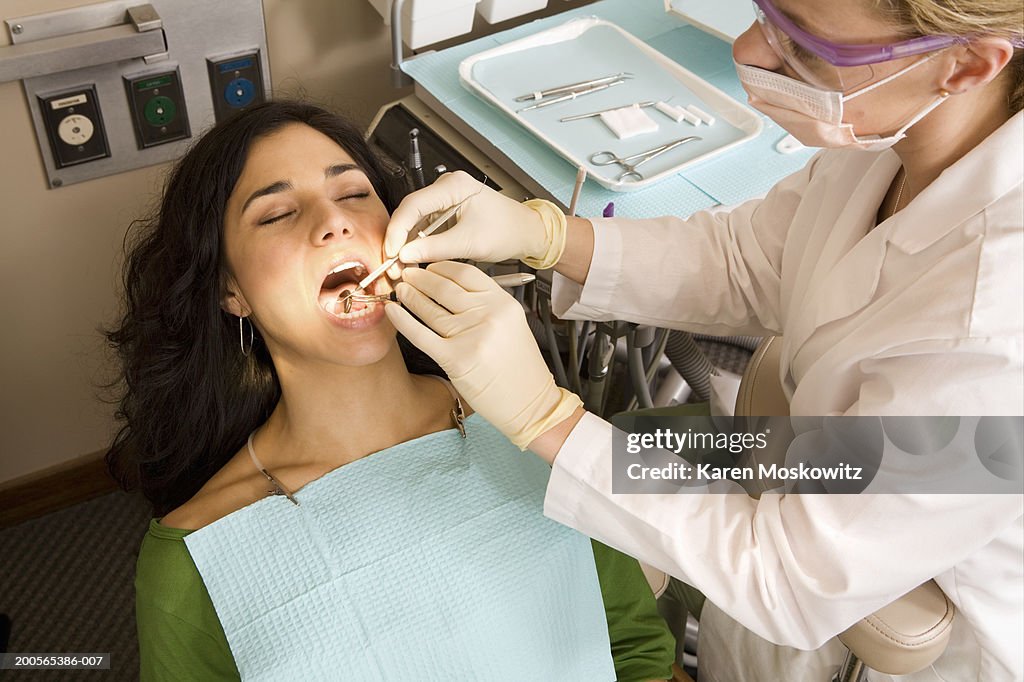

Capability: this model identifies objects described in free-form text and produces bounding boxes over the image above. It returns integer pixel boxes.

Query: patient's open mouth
[319,260,386,318]
[320,261,365,313]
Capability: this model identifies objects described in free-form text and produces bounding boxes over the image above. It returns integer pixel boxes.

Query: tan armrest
[838,580,955,675]
[734,336,789,418]
[639,561,670,598]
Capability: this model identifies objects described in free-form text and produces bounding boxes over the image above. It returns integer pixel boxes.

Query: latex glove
[384,260,582,450]
[384,171,563,276]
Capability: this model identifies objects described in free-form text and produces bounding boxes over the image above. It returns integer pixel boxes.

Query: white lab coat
[545,112,1024,681]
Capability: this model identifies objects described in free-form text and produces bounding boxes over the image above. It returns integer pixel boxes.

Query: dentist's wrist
[527,405,587,466]
[510,386,584,452]
[520,199,568,270]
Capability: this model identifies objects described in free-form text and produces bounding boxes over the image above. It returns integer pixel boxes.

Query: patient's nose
[310,204,353,245]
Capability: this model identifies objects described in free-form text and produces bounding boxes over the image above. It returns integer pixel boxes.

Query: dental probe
[514,73,632,102]
[340,182,487,313]
[335,273,536,312]
[517,80,626,113]
[559,101,656,123]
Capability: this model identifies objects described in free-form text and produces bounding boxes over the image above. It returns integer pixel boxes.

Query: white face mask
[735,55,949,151]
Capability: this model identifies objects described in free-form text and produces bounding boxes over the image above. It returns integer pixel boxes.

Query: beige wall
[0,0,595,485]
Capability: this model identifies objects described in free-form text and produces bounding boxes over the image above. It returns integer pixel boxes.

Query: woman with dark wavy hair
[107,101,675,681]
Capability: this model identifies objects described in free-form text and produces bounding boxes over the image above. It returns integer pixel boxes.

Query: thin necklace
[248,430,300,505]
[890,167,907,219]
[247,376,468,506]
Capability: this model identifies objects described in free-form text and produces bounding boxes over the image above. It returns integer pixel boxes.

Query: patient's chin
[327,325,399,369]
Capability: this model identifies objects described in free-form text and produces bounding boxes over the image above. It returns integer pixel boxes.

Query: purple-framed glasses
[752,0,969,67]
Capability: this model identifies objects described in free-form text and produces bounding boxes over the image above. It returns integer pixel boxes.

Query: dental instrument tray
[459,17,762,192]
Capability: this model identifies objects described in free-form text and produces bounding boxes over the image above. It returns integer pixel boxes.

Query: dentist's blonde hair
[875,0,1024,111]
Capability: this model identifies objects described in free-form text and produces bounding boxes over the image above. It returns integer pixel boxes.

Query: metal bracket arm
[390,0,412,88]
[0,5,165,84]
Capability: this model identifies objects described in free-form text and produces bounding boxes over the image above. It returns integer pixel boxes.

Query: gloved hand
[384,171,567,275]
[384,260,582,450]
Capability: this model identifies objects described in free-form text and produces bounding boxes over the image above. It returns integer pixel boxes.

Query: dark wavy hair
[106,100,436,516]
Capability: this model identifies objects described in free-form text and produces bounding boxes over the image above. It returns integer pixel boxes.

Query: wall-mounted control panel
[1,0,271,188]
[39,86,111,168]
[124,69,190,149]
[207,51,265,123]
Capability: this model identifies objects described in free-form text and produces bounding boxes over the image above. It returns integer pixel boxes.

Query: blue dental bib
[184,414,615,681]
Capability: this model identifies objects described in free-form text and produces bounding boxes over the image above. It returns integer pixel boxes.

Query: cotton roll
[655,101,687,123]
[686,104,715,125]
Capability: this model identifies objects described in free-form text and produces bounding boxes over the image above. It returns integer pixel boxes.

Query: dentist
[383,1,1024,679]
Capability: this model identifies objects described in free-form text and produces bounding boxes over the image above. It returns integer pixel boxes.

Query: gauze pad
[599,104,659,139]
[185,414,615,681]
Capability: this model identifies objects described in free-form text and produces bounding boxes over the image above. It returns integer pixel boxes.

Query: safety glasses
[752,0,967,67]
[750,0,971,90]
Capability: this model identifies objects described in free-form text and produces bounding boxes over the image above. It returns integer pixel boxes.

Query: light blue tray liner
[185,414,615,682]
[403,0,816,217]
[466,23,752,191]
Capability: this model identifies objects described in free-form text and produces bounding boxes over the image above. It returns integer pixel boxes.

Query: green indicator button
[144,96,176,126]
[136,74,173,91]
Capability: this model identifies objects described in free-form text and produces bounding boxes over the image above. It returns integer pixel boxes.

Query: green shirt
[137,520,674,681]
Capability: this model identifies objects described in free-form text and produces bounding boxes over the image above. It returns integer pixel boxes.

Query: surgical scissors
[589,136,701,182]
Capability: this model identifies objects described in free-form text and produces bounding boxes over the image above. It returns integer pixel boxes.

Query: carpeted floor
[0,491,152,681]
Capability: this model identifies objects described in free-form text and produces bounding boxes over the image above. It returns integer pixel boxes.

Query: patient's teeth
[330,261,361,275]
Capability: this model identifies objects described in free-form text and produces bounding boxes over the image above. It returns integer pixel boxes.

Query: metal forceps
[589,136,701,182]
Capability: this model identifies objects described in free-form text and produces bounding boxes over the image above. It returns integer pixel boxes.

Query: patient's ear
[220,273,250,318]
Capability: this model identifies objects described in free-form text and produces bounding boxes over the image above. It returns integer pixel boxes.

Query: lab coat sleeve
[551,153,825,336]
[544,412,1024,649]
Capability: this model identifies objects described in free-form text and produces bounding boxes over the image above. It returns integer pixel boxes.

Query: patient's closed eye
[335,192,370,202]
[258,191,370,225]
[259,211,295,226]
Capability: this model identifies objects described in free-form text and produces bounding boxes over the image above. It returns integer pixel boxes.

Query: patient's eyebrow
[241,181,292,215]
[325,163,360,178]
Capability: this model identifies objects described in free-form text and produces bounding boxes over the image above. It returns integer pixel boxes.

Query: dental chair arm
[837,580,954,675]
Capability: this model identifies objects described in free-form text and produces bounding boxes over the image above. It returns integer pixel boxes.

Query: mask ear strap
[894,89,951,133]
[844,51,940,101]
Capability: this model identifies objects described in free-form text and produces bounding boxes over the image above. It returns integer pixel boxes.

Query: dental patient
[105,101,675,681]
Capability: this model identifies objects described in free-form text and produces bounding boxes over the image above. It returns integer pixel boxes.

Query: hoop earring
[239,316,254,357]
